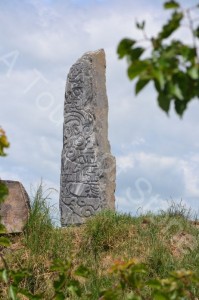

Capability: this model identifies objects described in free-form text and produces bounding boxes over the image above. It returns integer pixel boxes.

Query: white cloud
[117,153,134,173]
[115,150,199,214]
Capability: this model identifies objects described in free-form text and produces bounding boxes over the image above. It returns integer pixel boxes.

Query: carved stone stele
[60,49,116,226]
[0,180,30,233]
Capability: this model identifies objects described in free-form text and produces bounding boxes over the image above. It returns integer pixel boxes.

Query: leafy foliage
[0,267,42,300]
[99,260,199,299]
[0,128,9,207]
[164,1,180,9]
[51,259,90,299]
[0,128,9,156]
[117,1,199,116]
[1,253,199,299]
[0,128,9,206]
[0,128,9,243]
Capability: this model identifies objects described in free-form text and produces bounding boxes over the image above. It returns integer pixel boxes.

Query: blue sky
[0,0,199,222]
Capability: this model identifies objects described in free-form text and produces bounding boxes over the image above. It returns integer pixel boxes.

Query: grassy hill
[1,185,199,299]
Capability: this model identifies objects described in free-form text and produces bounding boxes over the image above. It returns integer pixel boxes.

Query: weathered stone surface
[60,49,116,226]
[0,180,30,233]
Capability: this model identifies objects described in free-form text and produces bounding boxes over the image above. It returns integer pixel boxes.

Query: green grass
[2,186,199,299]
[24,184,54,254]
[81,210,134,257]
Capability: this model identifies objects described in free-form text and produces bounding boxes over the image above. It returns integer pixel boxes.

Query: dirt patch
[170,231,197,258]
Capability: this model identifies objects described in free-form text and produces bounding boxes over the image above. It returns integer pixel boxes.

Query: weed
[160,199,192,220]
[24,183,54,255]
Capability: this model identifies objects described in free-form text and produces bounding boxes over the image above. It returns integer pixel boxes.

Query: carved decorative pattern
[60,57,106,225]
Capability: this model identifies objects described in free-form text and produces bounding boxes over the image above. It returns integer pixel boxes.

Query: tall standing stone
[60,49,116,226]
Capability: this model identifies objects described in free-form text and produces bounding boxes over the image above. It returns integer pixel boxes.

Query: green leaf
[153,70,165,90]
[130,263,147,273]
[158,12,183,40]
[13,270,28,285]
[9,285,17,300]
[180,45,197,61]
[75,265,90,278]
[157,93,171,113]
[175,99,187,117]
[126,292,142,300]
[2,269,8,283]
[164,1,180,9]
[170,83,183,100]
[130,47,145,61]
[0,129,10,156]
[19,289,43,299]
[51,259,70,272]
[153,291,169,300]
[68,279,81,297]
[188,66,199,79]
[54,293,65,300]
[117,38,136,59]
[99,289,120,300]
[53,274,65,291]
[128,60,148,80]
[148,279,162,289]
[135,78,150,95]
[0,236,10,247]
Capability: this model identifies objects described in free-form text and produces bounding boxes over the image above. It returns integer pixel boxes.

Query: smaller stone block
[0,180,30,233]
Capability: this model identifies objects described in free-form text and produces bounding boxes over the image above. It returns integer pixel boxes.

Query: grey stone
[0,180,30,233]
[60,49,116,226]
